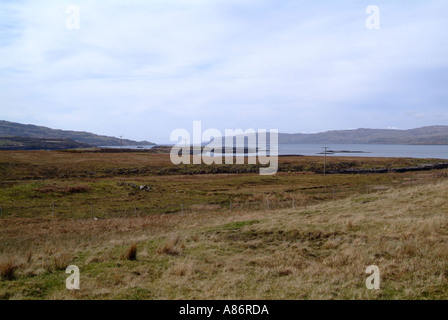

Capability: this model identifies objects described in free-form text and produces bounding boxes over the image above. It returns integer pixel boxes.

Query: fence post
[230,201,232,212]
[267,199,270,210]
[134,206,137,217]
[292,197,295,209]
[366,184,369,194]
[52,203,55,217]
[181,204,183,216]
[333,187,335,201]
[1,205,2,219]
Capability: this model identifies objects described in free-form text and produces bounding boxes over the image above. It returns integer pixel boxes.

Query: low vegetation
[156,235,185,257]
[0,151,445,219]
[0,177,447,299]
[0,120,154,147]
[0,137,92,150]
[122,244,138,261]
[0,259,18,281]
[0,151,447,299]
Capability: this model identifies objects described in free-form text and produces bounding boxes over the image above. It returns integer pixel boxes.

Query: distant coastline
[2,120,448,150]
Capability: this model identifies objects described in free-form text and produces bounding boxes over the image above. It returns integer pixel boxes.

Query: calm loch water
[277,144,448,159]
[102,144,448,159]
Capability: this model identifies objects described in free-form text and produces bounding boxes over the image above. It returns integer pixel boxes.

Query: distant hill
[0,120,154,147]
[278,126,448,145]
[0,137,92,150]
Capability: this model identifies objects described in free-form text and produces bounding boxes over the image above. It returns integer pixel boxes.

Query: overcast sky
[1,0,447,143]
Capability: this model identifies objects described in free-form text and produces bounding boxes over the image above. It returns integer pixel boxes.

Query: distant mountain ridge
[2,120,448,148]
[0,120,154,147]
[278,126,448,145]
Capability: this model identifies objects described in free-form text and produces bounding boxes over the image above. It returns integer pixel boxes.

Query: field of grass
[0,151,444,218]
[0,150,441,180]
[0,151,447,299]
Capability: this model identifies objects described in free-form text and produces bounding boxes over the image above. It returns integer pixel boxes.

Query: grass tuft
[156,235,184,256]
[122,243,138,261]
[0,259,18,281]
[53,253,73,270]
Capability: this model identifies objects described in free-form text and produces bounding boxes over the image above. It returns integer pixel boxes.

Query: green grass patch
[212,220,261,232]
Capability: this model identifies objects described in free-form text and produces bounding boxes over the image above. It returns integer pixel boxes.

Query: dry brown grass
[53,253,73,270]
[1,150,444,222]
[0,178,448,299]
[156,235,185,256]
[122,244,138,261]
[169,261,196,277]
[190,204,221,212]
[0,150,438,180]
[0,259,18,281]
[36,184,90,194]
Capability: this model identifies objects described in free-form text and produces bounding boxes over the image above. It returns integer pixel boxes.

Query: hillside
[0,137,91,150]
[3,120,448,148]
[0,120,154,147]
[279,126,448,145]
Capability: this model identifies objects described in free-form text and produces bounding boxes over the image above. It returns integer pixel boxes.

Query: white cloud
[0,0,447,142]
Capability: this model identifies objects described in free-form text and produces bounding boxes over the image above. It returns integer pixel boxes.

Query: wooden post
[181,204,183,216]
[0,205,2,219]
[323,147,328,175]
[52,203,55,217]
[267,199,270,210]
[134,206,137,217]
[292,197,295,209]
[230,201,232,212]
[366,184,369,194]
[333,188,335,201]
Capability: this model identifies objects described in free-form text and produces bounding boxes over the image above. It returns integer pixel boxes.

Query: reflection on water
[102,144,448,159]
[207,144,448,159]
[277,144,448,159]
[99,145,156,150]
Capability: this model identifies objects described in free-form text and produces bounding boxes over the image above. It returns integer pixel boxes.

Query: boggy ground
[0,151,447,299]
[0,151,445,218]
[0,180,447,299]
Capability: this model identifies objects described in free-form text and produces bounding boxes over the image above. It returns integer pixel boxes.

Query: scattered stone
[139,185,151,191]
[117,182,151,191]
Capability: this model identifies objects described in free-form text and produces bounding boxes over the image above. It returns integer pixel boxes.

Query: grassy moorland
[0,150,441,179]
[0,151,444,218]
[0,151,447,299]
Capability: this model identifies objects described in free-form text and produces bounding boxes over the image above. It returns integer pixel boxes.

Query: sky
[0,0,447,144]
